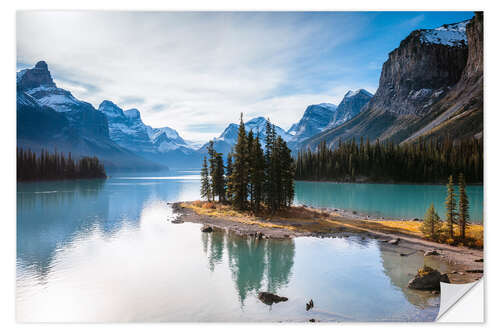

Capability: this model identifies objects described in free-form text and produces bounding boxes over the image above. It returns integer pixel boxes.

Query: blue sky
[17,11,474,142]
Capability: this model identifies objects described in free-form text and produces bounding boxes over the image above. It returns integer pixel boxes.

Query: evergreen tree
[420,203,441,240]
[231,113,249,210]
[213,152,226,202]
[200,156,211,200]
[225,152,234,203]
[206,140,217,201]
[445,175,457,239]
[250,135,265,213]
[458,173,470,240]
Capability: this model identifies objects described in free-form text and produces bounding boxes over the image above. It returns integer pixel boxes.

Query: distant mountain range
[17,13,482,170]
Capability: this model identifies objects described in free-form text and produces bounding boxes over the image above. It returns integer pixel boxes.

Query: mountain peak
[34,60,49,70]
[17,60,56,91]
[344,89,373,99]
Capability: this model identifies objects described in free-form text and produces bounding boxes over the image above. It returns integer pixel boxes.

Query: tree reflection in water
[202,230,295,305]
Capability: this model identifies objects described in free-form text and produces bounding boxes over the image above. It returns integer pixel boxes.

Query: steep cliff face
[373,21,468,116]
[403,12,483,142]
[301,15,482,150]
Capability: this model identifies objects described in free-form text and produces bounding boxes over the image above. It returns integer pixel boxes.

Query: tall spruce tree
[214,152,226,202]
[200,156,211,200]
[250,135,265,213]
[206,140,217,201]
[231,113,249,210]
[458,173,470,240]
[445,175,457,239]
[225,152,234,203]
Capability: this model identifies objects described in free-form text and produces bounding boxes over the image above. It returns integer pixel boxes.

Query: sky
[17,11,474,143]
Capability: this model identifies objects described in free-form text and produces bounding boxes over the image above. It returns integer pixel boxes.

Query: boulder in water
[408,266,450,290]
[257,292,288,305]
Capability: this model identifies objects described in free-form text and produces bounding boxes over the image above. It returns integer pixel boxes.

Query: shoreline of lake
[172,201,483,285]
[296,179,484,186]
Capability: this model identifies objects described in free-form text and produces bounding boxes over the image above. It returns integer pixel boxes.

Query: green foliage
[458,173,470,240]
[445,175,457,239]
[200,156,211,200]
[17,148,106,181]
[420,203,441,240]
[231,113,250,210]
[295,137,483,183]
[206,140,226,202]
[199,114,295,214]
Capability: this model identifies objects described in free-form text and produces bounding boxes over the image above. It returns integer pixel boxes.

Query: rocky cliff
[301,14,482,150]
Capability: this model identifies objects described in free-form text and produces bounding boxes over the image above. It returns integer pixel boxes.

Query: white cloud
[17,11,373,141]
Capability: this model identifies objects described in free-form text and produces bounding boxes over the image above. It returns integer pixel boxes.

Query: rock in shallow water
[257,292,288,305]
[408,266,450,290]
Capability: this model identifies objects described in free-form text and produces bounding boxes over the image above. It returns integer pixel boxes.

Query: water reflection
[203,231,295,305]
[16,174,445,322]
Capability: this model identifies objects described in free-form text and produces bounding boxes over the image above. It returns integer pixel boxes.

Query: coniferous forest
[295,137,483,184]
[17,148,107,181]
[201,114,295,213]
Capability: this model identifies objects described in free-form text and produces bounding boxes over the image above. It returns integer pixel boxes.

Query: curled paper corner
[436,278,484,322]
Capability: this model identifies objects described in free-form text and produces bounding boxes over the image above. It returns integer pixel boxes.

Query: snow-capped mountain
[98,101,156,153]
[16,61,163,170]
[327,89,373,129]
[200,117,290,155]
[98,100,198,162]
[287,103,337,146]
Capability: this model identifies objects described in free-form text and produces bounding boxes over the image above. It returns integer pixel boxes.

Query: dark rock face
[403,12,483,143]
[17,60,56,91]
[373,31,467,116]
[257,292,288,305]
[408,266,450,290]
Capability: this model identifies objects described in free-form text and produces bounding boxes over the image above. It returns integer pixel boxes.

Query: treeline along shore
[17,148,107,181]
[295,137,482,184]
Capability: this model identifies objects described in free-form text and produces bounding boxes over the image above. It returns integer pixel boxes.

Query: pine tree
[225,152,234,203]
[445,175,457,239]
[458,173,470,240]
[200,156,211,200]
[206,140,217,201]
[420,203,441,240]
[250,135,265,213]
[231,113,249,210]
[213,152,226,202]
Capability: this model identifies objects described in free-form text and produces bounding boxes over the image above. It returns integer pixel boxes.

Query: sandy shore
[171,202,483,284]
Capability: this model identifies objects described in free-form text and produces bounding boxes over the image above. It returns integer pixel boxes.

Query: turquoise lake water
[294,181,483,222]
[16,172,481,322]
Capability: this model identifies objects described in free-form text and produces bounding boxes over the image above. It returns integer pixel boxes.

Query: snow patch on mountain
[420,20,469,47]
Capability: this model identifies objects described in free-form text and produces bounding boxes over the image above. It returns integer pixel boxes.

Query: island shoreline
[171,201,483,285]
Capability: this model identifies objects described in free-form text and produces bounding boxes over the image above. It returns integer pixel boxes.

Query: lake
[16,171,482,322]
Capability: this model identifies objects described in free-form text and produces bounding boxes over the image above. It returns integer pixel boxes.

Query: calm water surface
[17,171,479,322]
[295,181,483,222]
